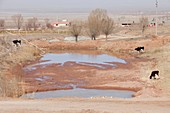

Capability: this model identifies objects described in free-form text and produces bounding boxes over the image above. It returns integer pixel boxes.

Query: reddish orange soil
[18,35,170,97]
[23,58,144,92]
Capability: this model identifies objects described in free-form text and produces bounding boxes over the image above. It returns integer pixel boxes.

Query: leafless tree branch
[87,9,107,40]
[25,17,38,31]
[0,19,5,30]
[139,16,149,35]
[70,20,83,42]
[101,17,115,40]
[12,14,23,30]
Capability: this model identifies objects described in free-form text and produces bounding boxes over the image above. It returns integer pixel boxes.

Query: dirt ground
[0,98,170,113]
[1,34,170,113]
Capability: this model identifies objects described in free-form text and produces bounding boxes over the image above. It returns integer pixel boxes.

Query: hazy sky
[0,0,169,13]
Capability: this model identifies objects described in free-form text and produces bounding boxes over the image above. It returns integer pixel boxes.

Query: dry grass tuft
[141,43,170,96]
[0,36,41,97]
[0,75,25,97]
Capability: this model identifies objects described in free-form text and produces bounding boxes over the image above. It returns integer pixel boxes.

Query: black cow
[13,40,21,47]
[135,46,144,52]
[150,71,159,79]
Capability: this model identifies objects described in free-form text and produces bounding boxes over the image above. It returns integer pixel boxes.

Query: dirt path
[0,98,170,113]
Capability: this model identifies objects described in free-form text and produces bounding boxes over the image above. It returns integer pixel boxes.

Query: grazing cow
[135,46,144,52]
[13,40,21,47]
[150,70,159,79]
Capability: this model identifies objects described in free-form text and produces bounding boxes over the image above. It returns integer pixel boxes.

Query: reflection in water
[24,53,126,71]
[22,52,131,99]
[38,53,126,68]
[35,76,52,81]
[22,88,134,99]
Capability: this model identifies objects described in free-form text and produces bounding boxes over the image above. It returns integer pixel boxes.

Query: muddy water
[22,52,135,98]
[29,52,126,69]
[40,53,126,65]
[22,88,134,99]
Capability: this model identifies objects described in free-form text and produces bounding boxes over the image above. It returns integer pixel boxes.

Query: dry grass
[0,36,41,97]
[0,29,70,35]
[0,75,24,97]
[141,42,170,96]
[153,45,170,96]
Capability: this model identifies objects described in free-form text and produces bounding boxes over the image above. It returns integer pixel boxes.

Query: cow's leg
[155,74,160,79]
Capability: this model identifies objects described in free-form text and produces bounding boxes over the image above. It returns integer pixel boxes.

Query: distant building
[121,21,135,27]
[121,23,132,27]
[52,21,70,28]
[148,22,156,27]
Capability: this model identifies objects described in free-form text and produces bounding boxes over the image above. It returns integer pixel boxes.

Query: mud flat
[2,35,170,113]
[22,49,155,99]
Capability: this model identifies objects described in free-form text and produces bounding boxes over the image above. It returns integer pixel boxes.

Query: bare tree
[25,17,38,31]
[12,14,23,30]
[44,18,53,29]
[31,17,38,31]
[70,21,82,42]
[25,19,32,31]
[101,17,115,40]
[87,9,107,40]
[44,18,49,24]
[44,18,53,30]
[0,19,5,30]
[46,23,54,30]
[139,16,149,35]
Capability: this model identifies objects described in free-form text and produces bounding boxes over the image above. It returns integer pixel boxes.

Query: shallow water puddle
[25,53,127,70]
[23,52,133,98]
[41,53,126,65]
[22,88,134,99]
[35,76,52,81]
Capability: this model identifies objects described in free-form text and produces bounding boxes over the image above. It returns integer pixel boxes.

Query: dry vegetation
[0,35,41,97]
[141,39,170,96]
[70,20,83,42]
[1,8,170,98]
[139,16,149,35]
[0,10,170,113]
[12,14,24,30]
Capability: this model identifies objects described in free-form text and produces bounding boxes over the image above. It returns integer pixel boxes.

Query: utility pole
[155,0,158,35]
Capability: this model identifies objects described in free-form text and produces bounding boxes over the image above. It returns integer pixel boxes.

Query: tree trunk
[142,26,145,37]
[75,36,78,42]
[94,36,96,40]
[106,35,108,41]
[18,27,20,31]
[142,28,145,37]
